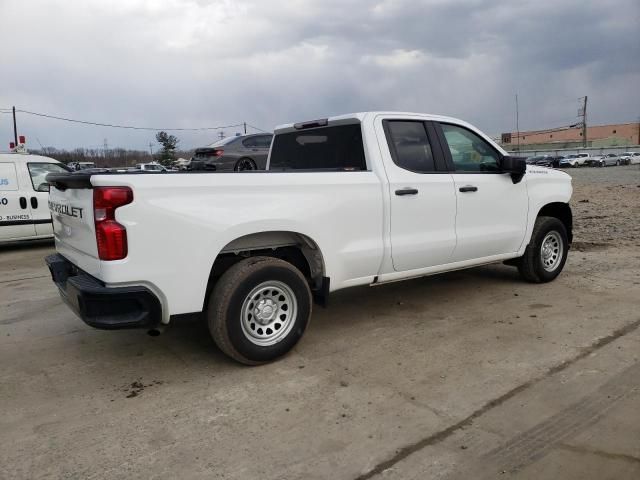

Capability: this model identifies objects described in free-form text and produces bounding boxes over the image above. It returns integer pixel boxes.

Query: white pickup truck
[45,112,573,364]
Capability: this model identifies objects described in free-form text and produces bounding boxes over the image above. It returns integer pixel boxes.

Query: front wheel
[207,257,312,365]
[516,216,569,283]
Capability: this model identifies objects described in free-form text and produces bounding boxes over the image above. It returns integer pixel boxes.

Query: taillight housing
[93,187,133,260]
[213,149,224,157]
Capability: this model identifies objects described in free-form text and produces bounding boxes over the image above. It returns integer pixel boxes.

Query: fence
[506,145,640,157]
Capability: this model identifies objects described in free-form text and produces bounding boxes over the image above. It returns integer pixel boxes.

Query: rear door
[435,122,528,262]
[0,161,36,240]
[26,161,70,235]
[377,118,457,271]
[241,135,272,169]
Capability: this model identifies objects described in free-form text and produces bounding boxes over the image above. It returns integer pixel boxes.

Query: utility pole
[103,138,109,158]
[149,142,154,157]
[243,122,247,134]
[12,106,18,146]
[579,96,588,148]
[515,94,520,152]
[218,131,225,140]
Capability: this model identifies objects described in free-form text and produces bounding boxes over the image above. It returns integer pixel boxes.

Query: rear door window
[384,121,436,173]
[242,137,257,148]
[256,135,273,148]
[269,124,366,171]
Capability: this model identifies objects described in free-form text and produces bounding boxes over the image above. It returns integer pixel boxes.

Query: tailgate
[48,183,101,277]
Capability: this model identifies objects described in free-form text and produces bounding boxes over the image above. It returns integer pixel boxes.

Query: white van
[0,152,69,243]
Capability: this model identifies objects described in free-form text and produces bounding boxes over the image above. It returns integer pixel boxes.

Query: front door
[378,118,457,271]
[436,122,529,262]
[0,161,35,240]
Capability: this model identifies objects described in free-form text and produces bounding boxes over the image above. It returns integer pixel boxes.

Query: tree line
[32,131,193,168]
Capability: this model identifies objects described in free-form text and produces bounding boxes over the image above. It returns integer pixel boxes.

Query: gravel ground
[567,165,640,248]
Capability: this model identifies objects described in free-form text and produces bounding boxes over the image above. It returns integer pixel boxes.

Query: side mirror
[500,156,527,184]
[37,182,50,192]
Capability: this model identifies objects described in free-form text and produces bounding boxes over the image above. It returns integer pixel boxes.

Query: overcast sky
[1,0,639,150]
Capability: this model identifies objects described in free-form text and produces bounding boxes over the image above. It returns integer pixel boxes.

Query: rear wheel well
[204,232,326,310]
[537,202,572,243]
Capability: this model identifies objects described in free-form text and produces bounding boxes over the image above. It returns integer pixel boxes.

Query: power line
[246,123,269,133]
[15,108,245,132]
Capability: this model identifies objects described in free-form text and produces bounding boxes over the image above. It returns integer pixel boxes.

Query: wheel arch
[536,202,573,243]
[204,231,327,310]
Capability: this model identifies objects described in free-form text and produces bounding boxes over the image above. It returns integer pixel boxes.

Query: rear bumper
[45,253,162,330]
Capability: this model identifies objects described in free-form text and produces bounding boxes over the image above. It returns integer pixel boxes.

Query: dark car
[527,155,554,167]
[190,133,273,171]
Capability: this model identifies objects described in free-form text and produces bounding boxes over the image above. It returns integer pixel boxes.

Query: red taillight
[9,142,15,149]
[19,135,25,144]
[93,187,133,260]
[214,149,224,157]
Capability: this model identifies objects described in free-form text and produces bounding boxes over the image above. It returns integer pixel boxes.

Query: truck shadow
[157,263,524,364]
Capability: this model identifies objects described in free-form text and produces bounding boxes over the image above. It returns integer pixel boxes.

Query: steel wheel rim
[540,231,563,272]
[240,281,297,346]
[236,159,255,171]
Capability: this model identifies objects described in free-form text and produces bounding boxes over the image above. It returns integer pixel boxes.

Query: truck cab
[0,151,68,243]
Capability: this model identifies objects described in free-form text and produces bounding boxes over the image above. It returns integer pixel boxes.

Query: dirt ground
[0,166,639,479]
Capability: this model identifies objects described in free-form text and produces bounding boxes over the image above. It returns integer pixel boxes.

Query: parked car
[618,152,640,165]
[593,153,621,167]
[45,111,572,364]
[190,133,273,171]
[68,161,96,171]
[534,155,554,167]
[548,156,565,168]
[1,151,69,243]
[135,162,167,172]
[559,153,589,168]
[525,155,552,167]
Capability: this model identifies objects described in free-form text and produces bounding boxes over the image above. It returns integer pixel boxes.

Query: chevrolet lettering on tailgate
[49,201,84,219]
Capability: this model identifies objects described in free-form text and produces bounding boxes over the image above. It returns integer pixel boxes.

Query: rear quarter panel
[90,172,384,319]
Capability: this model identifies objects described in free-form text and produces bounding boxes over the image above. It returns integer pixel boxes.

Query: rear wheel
[516,216,568,283]
[234,158,257,171]
[207,257,312,365]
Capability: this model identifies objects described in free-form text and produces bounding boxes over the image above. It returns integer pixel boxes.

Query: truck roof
[274,111,467,133]
[0,152,62,164]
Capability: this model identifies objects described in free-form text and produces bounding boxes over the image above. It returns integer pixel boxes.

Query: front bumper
[45,253,162,330]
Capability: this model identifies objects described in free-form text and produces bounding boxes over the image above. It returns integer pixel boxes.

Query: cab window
[0,163,19,191]
[27,163,68,191]
[384,121,436,173]
[440,123,500,172]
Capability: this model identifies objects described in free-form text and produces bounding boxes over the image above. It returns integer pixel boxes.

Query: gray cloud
[1,0,638,150]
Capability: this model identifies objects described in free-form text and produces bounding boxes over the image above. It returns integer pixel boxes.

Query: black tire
[234,158,257,171]
[207,256,312,365]
[516,216,569,283]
